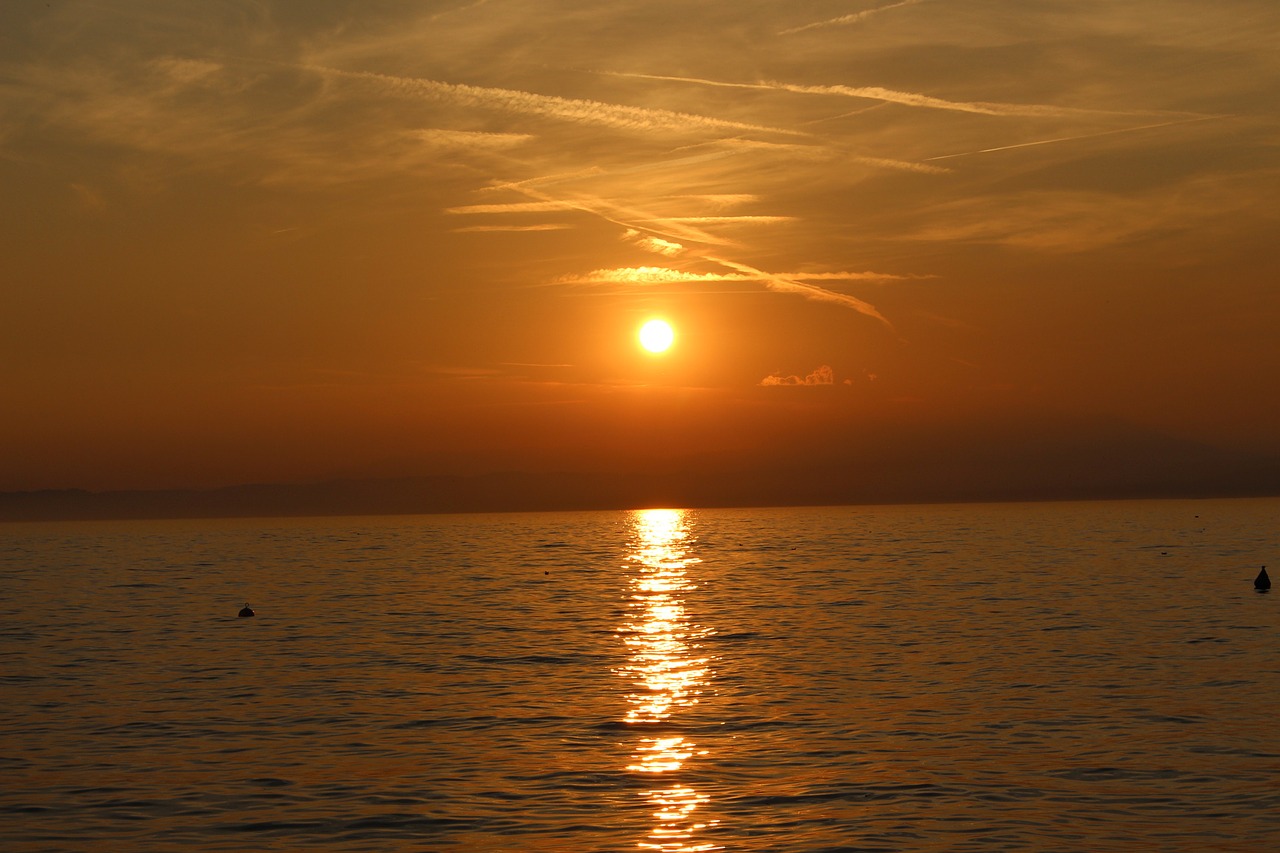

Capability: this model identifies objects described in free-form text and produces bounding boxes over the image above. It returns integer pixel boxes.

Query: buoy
[238,603,255,617]
[1255,566,1271,591]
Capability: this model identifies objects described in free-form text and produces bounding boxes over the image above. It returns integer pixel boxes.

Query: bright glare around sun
[638,319,675,353]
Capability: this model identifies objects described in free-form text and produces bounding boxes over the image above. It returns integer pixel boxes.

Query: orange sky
[2,1,1279,501]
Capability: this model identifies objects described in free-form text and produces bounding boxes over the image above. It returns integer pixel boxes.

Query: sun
[638,319,675,353]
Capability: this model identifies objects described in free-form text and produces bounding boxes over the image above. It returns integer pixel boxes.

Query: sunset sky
[3,1,1279,501]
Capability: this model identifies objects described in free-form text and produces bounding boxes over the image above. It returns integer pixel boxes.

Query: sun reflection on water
[618,509,721,851]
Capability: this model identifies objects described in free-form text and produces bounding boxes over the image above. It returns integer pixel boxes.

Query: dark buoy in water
[1254,566,1270,591]
[238,602,255,617]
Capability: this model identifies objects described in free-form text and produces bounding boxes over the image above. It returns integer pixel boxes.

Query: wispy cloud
[480,149,747,195]
[777,271,934,282]
[852,154,949,175]
[453,224,573,232]
[890,172,1275,253]
[69,182,107,214]
[446,201,581,214]
[308,65,808,137]
[781,0,926,36]
[678,136,947,174]
[760,365,838,386]
[151,56,223,85]
[606,71,1179,119]
[925,116,1220,161]
[481,168,608,193]
[499,362,573,368]
[556,265,903,324]
[666,194,760,207]
[558,267,741,285]
[623,230,684,256]
[709,257,892,325]
[556,266,916,286]
[446,206,793,226]
[410,129,534,149]
[642,215,797,225]
[481,185,742,248]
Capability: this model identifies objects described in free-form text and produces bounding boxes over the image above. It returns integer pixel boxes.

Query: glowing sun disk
[639,319,675,353]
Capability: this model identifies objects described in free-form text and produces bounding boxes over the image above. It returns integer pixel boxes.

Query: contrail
[925,116,1221,161]
[309,65,809,137]
[708,257,893,326]
[604,70,1172,119]
[781,0,926,36]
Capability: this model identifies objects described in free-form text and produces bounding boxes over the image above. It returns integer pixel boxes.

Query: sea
[1,498,1278,852]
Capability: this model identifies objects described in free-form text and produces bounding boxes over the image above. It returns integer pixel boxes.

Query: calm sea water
[2,499,1278,851]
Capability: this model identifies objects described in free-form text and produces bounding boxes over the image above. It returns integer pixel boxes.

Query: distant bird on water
[1255,567,1271,591]
[238,603,255,617]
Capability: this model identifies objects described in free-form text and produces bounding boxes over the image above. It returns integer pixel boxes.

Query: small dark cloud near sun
[760,365,837,387]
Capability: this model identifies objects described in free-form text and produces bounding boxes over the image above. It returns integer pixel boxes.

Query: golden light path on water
[619,509,720,852]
